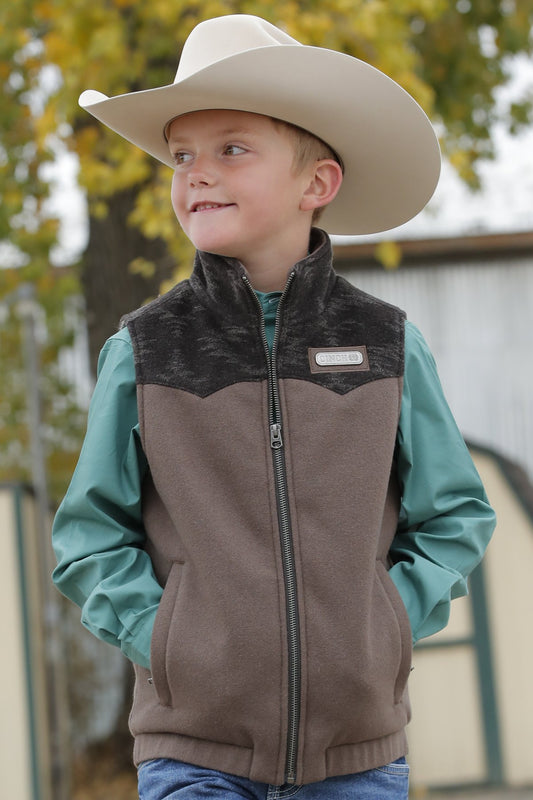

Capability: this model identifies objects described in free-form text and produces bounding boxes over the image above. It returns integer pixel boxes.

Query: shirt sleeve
[52,327,162,669]
[389,321,496,644]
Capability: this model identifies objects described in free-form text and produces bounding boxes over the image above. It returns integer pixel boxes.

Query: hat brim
[79,45,440,235]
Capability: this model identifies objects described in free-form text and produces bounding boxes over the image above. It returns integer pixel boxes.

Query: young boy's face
[166,109,321,275]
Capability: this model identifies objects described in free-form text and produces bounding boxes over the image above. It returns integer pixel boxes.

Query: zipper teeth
[271,272,300,784]
[270,273,295,419]
[242,277,275,421]
[242,273,301,784]
[273,445,301,784]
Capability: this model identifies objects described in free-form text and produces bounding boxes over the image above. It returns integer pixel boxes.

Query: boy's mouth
[190,202,232,213]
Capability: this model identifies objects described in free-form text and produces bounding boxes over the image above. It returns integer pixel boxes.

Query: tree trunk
[82,186,175,375]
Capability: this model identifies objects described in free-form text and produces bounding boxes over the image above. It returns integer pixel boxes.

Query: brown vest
[124,230,411,785]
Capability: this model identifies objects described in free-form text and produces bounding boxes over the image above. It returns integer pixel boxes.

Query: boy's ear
[300,159,343,214]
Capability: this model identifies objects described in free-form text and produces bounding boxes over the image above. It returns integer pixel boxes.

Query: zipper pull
[270,423,283,449]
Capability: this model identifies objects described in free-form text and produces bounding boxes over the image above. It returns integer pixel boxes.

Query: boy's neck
[237,231,312,292]
[244,261,302,293]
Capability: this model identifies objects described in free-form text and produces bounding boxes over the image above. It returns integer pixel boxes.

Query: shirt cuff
[120,604,160,669]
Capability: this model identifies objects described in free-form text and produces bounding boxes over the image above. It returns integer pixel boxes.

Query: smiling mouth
[190,202,232,213]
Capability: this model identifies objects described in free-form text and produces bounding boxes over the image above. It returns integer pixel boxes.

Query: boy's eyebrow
[167,126,259,145]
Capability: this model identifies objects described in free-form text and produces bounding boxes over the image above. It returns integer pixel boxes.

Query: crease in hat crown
[77,13,441,236]
[175,15,302,82]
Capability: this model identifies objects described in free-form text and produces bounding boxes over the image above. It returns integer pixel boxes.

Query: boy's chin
[187,235,243,261]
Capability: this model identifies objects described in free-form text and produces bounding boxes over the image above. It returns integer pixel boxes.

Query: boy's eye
[223,144,246,156]
[172,151,193,165]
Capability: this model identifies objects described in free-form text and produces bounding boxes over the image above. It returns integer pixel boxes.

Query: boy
[52,15,496,799]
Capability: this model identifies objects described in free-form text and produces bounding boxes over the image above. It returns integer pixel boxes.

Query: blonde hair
[272,118,342,223]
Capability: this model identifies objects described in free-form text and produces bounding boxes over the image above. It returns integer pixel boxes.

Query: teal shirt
[52,299,495,669]
[255,290,283,350]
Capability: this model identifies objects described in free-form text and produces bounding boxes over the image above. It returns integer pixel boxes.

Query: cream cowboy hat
[79,14,440,235]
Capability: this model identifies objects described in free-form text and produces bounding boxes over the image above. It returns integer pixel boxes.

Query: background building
[336,231,533,791]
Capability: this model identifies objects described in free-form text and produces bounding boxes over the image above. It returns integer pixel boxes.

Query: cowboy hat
[79,14,440,235]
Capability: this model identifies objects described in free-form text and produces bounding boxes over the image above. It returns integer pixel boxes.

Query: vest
[123,229,410,785]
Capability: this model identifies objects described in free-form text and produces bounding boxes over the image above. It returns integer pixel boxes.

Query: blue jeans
[137,757,409,799]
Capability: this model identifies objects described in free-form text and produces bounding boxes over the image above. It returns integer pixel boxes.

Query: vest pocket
[150,561,184,707]
[375,561,413,704]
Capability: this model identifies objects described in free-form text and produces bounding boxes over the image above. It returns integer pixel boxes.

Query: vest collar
[188,228,336,323]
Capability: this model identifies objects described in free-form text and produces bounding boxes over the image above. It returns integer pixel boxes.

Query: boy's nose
[189,173,211,187]
[188,156,216,187]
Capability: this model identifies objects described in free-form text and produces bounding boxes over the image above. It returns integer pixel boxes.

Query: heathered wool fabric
[123,230,410,785]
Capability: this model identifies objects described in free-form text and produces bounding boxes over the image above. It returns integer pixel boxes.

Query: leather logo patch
[308,346,369,374]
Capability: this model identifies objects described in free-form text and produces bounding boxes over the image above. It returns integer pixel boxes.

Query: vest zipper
[242,273,301,785]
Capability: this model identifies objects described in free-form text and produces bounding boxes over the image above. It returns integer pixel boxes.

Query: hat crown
[175,15,301,83]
